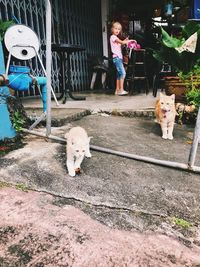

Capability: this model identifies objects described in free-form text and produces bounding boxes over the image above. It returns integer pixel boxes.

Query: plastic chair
[89,56,109,90]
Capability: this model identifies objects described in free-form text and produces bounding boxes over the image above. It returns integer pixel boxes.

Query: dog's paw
[168,135,173,140]
[68,170,76,177]
[162,135,168,139]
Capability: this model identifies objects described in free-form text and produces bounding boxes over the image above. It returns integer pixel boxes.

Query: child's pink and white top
[110,34,122,59]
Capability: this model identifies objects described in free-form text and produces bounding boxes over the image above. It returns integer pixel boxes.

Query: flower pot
[164,76,189,103]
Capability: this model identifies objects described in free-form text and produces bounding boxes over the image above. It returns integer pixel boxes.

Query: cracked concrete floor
[0,114,200,266]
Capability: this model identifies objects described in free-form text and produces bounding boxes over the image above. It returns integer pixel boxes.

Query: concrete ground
[22,92,156,112]
[0,92,200,266]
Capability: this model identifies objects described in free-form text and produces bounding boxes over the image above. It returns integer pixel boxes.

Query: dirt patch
[0,138,25,157]
[0,187,200,267]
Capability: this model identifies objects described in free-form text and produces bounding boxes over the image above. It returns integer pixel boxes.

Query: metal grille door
[0,0,103,97]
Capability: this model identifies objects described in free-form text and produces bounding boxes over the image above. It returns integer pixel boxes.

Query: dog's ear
[159,92,164,98]
[171,94,175,101]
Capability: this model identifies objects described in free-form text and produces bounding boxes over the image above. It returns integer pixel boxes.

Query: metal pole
[46,0,52,136]
[37,53,59,106]
[22,128,200,174]
[188,107,200,168]
[90,145,194,172]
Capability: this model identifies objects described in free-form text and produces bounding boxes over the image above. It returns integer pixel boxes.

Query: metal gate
[0,0,103,97]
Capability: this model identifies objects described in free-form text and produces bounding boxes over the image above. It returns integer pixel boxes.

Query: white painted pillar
[101,0,109,58]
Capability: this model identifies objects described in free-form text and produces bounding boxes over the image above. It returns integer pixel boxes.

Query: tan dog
[155,93,176,140]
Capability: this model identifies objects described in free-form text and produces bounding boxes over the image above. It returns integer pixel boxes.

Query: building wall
[0,0,103,97]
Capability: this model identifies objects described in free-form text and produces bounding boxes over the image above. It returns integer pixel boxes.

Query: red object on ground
[0,146,9,151]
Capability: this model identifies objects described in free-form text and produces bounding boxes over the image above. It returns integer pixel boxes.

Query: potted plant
[152,21,200,102]
[176,66,200,124]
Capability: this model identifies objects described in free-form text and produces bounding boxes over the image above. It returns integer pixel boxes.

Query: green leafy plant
[152,21,200,75]
[171,217,192,229]
[178,61,200,80]
[179,65,200,108]
[177,109,184,124]
[186,87,200,107]
[15,183,29,192]
[0,181,10,188]
[12,111,26,132]
[0,20,15,41]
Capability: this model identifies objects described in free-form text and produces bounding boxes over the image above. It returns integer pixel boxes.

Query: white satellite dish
[4,24,40,60]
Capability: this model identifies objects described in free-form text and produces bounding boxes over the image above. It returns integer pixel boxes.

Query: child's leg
[117,59,126,91]
[115,79,120,94]
[113,57,126,94]
[113,58,120,94]
[119,78,125,91]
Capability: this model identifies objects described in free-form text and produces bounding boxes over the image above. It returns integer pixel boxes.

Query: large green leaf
[161,27,183,48]
[151,21,200,75]
[182,21,200,39]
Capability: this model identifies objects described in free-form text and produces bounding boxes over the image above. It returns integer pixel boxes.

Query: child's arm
[115,37,129,45]
[116,38,137,46]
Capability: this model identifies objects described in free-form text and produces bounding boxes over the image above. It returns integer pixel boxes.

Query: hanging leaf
[161,27,183,48]
[0,20,15,41]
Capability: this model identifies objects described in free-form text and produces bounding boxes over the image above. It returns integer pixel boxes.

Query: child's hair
[111,21,122,33]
